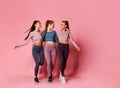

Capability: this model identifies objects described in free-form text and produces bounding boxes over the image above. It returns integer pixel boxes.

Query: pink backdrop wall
[0,0,120,88]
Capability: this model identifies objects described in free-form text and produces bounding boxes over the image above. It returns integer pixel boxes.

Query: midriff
[59,40,69,44]
[33,42,42,46]
[46,41,55,45]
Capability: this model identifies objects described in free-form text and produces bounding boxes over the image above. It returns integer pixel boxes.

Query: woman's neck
[34,27,39,32]
[62,28,67,31]
[47,28,52,32]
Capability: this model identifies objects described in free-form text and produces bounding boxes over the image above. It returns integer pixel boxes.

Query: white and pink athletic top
[19,31,42,46]
[57,30,79,49]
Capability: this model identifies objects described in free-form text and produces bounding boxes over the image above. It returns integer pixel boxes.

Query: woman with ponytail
[57,21,80,83]
[41,20,58,82]
[14,20,44,83]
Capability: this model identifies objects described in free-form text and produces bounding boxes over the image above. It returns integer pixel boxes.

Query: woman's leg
[62,44,69,76]
[39,46,44,66]
[51,45,57,71]
[44,44,52,77]
[57,44,65,76]
[57,43,69,83]
[45,44,54,82]
[32,46,40,82]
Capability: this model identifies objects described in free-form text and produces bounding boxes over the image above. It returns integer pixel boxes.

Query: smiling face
[61,22,67,30]
[48,23,54,29]
[35,21,41,29]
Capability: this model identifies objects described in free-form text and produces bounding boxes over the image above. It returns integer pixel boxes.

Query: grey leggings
[44,43,57,76]
[32,45,44,76]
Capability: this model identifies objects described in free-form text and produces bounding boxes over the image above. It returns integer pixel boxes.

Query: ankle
[34,77,39,83]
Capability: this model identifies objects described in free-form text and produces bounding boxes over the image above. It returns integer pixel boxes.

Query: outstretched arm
[14,32,32,48]
[68,31,80,51]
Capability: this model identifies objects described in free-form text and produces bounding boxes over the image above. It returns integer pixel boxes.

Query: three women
[15,20,80,83]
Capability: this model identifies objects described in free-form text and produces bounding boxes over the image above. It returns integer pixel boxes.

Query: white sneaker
[61,76,66,84]
[59,72,62,78]
[59,76,66,84]
[59,72,66,84]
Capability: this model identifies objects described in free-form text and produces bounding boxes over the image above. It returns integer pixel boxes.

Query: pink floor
[0,45,120,88]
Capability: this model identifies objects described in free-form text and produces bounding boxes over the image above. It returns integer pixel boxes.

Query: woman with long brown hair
[41,20,58,82]
[57,21,80,83]
[14,20,44,83]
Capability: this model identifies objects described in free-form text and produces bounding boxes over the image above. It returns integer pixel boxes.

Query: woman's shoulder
[31,31,41,35]
[41,30,44,33]
[29,31,34,36]
[51,30,58,34]
[40,30,45,36]
[52,30,56,32]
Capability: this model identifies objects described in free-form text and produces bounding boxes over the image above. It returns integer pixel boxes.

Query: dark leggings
[57,43,69,76]
[32,45,44,76]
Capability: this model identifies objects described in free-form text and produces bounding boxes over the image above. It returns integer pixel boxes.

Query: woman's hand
[14,45,20,49]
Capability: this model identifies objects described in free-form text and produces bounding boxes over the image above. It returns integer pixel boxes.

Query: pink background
[0,0,120,88]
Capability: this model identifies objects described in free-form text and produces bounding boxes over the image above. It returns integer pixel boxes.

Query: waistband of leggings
[32,45,43,48]
[45,43,55,46]
[58,43,69,45]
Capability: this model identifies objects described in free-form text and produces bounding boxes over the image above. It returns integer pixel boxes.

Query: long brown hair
[24,20,40,40]
[62,20,70,30]
[41,20,54,42]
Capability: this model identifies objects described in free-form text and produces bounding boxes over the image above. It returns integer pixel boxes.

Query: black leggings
[32,45,44,76]
[57,43,69,76]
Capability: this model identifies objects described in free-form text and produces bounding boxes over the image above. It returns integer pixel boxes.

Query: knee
[60,59,64,64]
[47,63,51,67]
[35,62,39,67]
